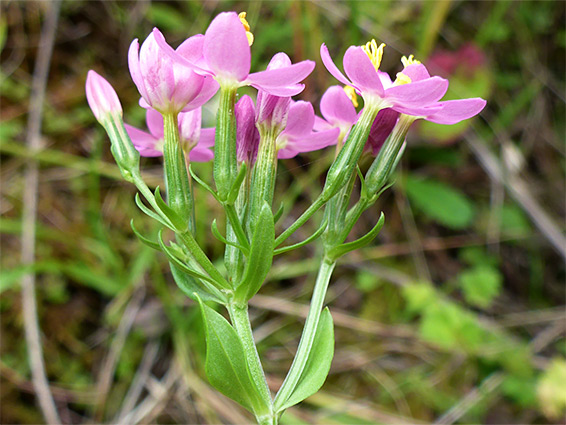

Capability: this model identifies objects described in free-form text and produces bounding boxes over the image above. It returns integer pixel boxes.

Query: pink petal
[277,128,340,159]
[250,83,305,97]
[199,127,216,148]
[280,101,314,139]
[152,28,207,74]
[245,60,315,89]
[86,70,122,121]
[170,66,205,112]
[385,76,448,106]
[138,32,176,110]
[426,98,487,125]
[188,147,214,162]
[176,34,208,71]
[180,75,219,112]
[320,85,358,126]
[343,46,385,96]
[178,108,201,143]
[124,123,162,156]
[400,64,431,82]
[146,108,164,139]
[378,71,393,89]
[203,12,250,82]
[320,43,353,87]
[392,103,443,117]
[128,39,149,102]
[313,115,333,132]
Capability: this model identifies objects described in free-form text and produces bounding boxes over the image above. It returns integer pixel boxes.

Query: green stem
[227,302,274,422]
[274,257,336,412]
[163,113,193,233]
[214,86,238,201]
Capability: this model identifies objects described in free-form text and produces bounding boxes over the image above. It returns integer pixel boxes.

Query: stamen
[361,39,386,71]
[343,85,359,108]
[401,54,421,67]
[393,72,412,86]
[239,12,254,46]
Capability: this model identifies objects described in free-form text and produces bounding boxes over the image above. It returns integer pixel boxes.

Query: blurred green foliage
[1,1,564,424]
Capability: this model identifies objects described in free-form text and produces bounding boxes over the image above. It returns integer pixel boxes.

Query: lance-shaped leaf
[134,193,173,229]
[169,263,225,303]
[274,219,328,256]
[211,219,249,255]
[235,202,274,302]
[275,307,334,412]
[130,219,161,250]
[273,202,285,224]
[327,212,385,261]
[196,295,270,415]
[154,186,187,231]
[189,165,220,202]
[157,230,226,302]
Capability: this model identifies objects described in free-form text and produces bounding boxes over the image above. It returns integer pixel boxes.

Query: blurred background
[1,1,565,424]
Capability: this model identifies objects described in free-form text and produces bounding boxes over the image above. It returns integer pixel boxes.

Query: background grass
[1,1,565,424]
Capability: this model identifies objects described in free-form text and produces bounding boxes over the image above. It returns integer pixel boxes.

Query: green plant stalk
[163,113,194,233]
[227,302,274,424]
[214,86,238,201]
[274,104,382,247]
[248,127,278,233]
[274,257,336,412]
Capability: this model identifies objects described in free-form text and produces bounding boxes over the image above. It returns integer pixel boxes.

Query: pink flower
[379,62,487,124]
[125,108,214,162]
[235,95,260,164]
[153,12,315,95]
[86,70,122,122]
[128,32,219,114]
[277,101,340,159]
[313,85,359,138]
[255,53,295,129]
[365,108,399,155]
[321,42,453,115]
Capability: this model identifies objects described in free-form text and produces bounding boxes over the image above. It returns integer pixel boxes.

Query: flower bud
[235,95,260,164]
[364,108,399,156]
[86,70,122,122]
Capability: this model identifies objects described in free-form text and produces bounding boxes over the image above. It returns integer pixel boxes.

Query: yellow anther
[393,72,412,86]
[361,39,386,71]
[239,12,254,46]
[401,54,421,67]
[343,85,359,108]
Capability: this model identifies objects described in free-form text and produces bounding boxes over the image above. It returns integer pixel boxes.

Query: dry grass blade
[20,1,62,424]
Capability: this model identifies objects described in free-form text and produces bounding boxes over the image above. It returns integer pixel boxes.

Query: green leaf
[459,265,502,308]
[235,202,274,302]
[227,162,247,205]
[276,308,334,412]
[274,219,327,255]
[405,176,475,229]
[134,193,171,229]
[130,220,161,250]
[154,186,186,231]
[169,263,224,304]
[327,213,384,261]
[196,296,269,414]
